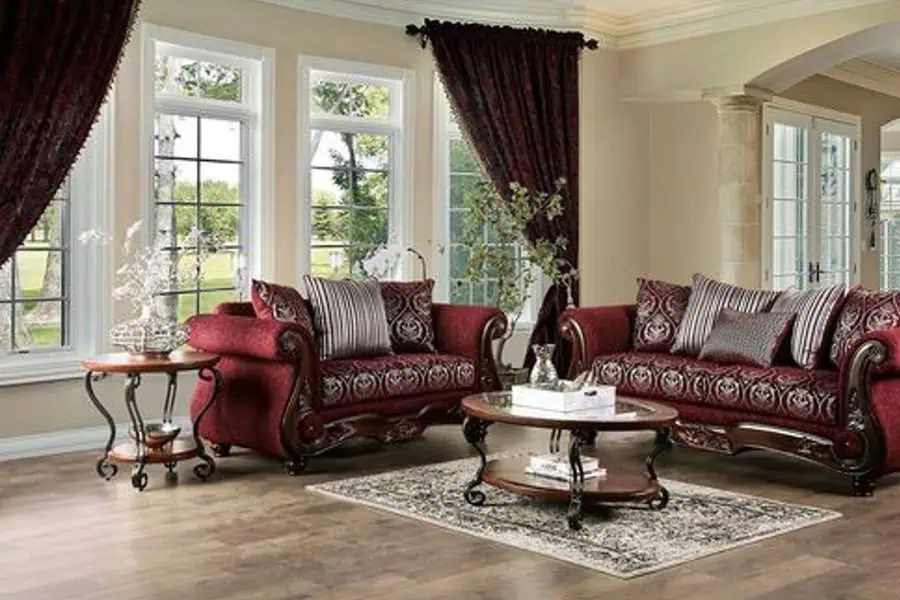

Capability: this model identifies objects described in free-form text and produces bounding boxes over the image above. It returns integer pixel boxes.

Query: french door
[763,105,860,291]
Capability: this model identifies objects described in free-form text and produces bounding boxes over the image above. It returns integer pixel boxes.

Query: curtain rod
[405,23,599,50]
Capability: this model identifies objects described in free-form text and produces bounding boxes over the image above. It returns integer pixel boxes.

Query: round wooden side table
[82,351,221,491]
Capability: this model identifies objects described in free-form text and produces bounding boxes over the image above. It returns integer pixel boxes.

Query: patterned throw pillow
[671,273,781,356]
[380,279,437,353]
[699,309,795,368]
[250,279,314,334]
[303,276,393,360]
[770,284,846,369]
[632,278,691,352]
[830,287,900,367]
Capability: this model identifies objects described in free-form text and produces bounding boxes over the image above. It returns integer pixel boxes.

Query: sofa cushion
[671,273,781,356]
[592,352,839,426]
[771,284,846,369]
[830,286,900,367]
[380,279,437,353]
[632,278,691,352]
[698,309,794,368]
[304,276,393,360]
[321,354,476,407]
[250,280,314,335]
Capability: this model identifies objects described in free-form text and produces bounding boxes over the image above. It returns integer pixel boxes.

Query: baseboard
[0,416,192,462]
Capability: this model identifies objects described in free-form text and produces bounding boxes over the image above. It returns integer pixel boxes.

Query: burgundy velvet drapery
[0,0,140,265]
[418,20,583,371]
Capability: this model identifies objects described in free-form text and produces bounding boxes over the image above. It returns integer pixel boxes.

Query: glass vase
[529,343,559,385]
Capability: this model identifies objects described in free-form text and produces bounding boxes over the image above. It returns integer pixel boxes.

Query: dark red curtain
[0,0,141,264]
[419,19,582,372]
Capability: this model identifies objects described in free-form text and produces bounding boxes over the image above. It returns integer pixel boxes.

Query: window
[763,104,859,291]
[0,107,110,384]
[880,154,900,288]
[434,84,536,323]
[301,58,409,278]
[145,27,272,321]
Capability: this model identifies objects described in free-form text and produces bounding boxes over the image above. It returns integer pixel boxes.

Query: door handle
[808,261,815,284]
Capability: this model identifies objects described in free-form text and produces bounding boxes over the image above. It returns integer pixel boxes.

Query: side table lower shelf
[102,437,216,490]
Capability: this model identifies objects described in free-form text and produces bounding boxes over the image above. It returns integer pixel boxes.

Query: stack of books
[525,453,607,481]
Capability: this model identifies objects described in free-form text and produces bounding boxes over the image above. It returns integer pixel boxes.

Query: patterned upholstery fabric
[380,279,437,353]
[671,273,781,356]
[771,284,846,369]
[830,287,900,367]
[321,353,476,407]
[699,309,794,368]
[250,280,314,334]
[304,276,393,360]
[632,278,691,352]
[592,352,839,426]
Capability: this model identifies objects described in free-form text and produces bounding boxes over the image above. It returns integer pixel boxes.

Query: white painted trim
[769,97,862,127]
[0,417,191,462]
[258,0,886,50]
[824,58,900,100]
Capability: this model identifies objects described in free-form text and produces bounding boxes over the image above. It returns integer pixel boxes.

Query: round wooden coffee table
[460,392,679,530]
[82,351,221,491]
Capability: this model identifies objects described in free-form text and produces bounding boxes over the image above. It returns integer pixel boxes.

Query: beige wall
[781,75,900,288]
[646,101,719,285]
[1,0,645,441]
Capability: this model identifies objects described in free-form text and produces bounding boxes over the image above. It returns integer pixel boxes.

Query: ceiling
[862,47,900,73]
[261,0,885,48]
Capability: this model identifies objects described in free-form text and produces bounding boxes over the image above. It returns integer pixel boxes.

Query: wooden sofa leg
[212,443,232,457]
[285,456,309,476]
[852,473,878,497]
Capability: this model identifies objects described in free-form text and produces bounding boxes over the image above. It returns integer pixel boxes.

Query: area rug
[306,454,841,578]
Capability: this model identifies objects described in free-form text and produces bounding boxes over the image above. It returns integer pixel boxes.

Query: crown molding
[258,0,888,50]
[823,57,900,99]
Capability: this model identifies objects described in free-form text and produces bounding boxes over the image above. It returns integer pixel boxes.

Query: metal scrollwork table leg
[646,428,672,510]
[123,373,149,491]
[462,416,491,506]
[84,371,118,481]
[191,367,220,481]
[567,429,592,530]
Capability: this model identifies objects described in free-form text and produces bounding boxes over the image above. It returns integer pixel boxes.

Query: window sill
[0,353,86,387]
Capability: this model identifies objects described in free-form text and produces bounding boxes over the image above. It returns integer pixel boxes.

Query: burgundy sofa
[559,305,900,495]
[187,301,506,474]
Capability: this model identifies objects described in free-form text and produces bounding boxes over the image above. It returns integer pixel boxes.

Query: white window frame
[297,55,413,282]
[762,98,862,290]
[432,77,541,327]
[879,151,900,289]
[141,25,275,305]
[0,105,113,386]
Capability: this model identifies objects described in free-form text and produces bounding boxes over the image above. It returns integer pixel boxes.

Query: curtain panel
[419,19,583,371]
[0,0,141,265]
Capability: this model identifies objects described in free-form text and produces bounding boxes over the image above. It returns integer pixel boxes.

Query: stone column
[708,92,767,288]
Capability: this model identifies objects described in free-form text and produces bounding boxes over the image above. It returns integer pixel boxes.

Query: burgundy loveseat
[187,301,506,474]
[559,305,900,495]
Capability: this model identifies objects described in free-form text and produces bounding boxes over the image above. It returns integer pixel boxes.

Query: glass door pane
[770,121,810,290]
[817,129,852,286]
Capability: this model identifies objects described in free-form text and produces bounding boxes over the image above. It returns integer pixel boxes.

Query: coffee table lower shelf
[481,457,661,504]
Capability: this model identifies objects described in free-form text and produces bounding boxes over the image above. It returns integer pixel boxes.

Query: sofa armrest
[432,303,507,390]
[187,314,318,365]
[559,305,634,377]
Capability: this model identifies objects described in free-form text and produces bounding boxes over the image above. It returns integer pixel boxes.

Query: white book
[526,453,606,481]
[525,464,607,481]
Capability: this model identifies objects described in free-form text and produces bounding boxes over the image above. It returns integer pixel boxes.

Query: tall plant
[459,177,577,370]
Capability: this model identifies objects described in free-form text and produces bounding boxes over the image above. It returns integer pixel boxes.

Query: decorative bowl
[130,422,181,449]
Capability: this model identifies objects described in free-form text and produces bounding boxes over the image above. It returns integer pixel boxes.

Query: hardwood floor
[1,424,898,600]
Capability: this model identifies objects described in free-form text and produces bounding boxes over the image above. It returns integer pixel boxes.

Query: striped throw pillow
[303,276,393,360]
[671,273,781,356]
[770,284,846,369]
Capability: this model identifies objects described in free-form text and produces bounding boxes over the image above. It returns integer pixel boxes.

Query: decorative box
[511,382,615,413]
